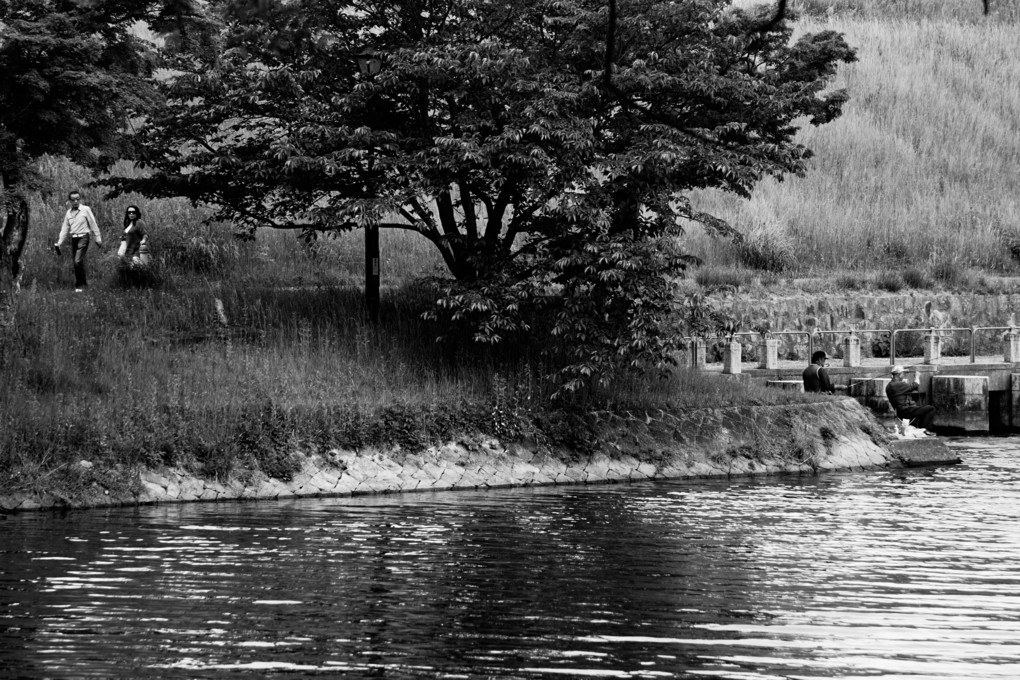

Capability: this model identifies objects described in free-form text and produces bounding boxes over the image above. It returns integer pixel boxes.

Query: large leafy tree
[114,0,855,390]
[0,0,213,325]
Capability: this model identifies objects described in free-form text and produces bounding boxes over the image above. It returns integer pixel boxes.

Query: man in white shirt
[54,190,104,291]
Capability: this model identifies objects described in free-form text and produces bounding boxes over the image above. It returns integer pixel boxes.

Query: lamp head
[357,48,382,77]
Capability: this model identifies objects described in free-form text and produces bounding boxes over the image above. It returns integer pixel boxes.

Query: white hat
[891,365,905,374]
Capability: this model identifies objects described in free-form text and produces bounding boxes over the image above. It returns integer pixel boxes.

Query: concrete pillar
[722,341,742,374]
[913,365,937,396]
[842,331,861,368]
[931,375,989,433]
[766,380,804,392]
[923,330,942,365]
[1010,373,1020,431]
[849,377,894,416]
[689,338,706,370]
[758,337,779,370]
[1004,328,1020,363]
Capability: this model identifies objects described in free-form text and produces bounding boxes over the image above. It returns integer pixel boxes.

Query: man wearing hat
[885,365,936,434]
[803,350,844,394]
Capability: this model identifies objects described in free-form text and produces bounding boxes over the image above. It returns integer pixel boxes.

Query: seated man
[802,350,844,394]
[885,365,936,434]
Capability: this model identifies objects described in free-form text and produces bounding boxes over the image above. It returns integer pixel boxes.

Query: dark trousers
[898,405,936,430]
[70,235,90,288]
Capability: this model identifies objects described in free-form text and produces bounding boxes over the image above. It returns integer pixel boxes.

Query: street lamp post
[357,48,382,322]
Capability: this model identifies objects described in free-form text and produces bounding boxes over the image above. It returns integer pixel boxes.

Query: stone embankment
[717,290,1020,334]
[1,399,898,513]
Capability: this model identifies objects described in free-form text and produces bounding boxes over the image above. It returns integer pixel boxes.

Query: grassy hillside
[691,0,1020,278]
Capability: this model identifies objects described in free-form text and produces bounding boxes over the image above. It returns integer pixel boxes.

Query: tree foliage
[112,0,855,391]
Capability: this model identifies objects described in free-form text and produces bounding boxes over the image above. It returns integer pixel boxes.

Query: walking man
[885,365,936,435]
[54,190,103,291]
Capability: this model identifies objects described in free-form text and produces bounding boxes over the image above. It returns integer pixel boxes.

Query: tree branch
[485,178,515,242]
[603,0,617,92]
[506,188,560,247]
[457,176,478,242]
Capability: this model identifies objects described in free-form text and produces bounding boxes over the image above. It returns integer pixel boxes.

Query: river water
[2,438,1019,679]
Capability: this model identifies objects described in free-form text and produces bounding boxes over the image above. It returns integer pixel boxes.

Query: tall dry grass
[0,278,527,491]
[8,149,493,416]
[691,0,1020,274]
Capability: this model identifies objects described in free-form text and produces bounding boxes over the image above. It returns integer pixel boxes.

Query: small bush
[875,270,904,292]
[835,273,865,290]
[901,267,931,289]
[929,258,967,289]
[997,226,1020,265]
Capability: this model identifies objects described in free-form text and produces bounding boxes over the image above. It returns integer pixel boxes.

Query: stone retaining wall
[0,399,895,512]
[707,290,1020,361]
[718,291,1020,334]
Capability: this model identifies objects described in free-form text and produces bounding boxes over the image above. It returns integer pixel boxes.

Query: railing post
[890,329,898,366]
[842,330,861,368]
[722,339,742,374]
[1005,327,1020,363]
[923,328,942,365]
[758,334,779,370]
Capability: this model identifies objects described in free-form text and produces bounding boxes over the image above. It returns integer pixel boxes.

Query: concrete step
[888,438,962,467]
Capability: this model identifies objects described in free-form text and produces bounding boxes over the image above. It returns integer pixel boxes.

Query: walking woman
[118,205,147,266]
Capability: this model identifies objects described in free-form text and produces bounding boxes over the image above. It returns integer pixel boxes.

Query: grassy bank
[691,0,1020,278]
[0,284,826,499]
[3,217,826,501]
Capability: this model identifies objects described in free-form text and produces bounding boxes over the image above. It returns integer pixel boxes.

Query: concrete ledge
[888,438,962,467]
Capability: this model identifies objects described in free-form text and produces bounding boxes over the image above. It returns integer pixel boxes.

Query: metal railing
[681,331,813,362]
[683,330,812,346]
[888,326,1017,365]
[888,327,974,365]
[972,326,1017,362]
[809,329,890,361]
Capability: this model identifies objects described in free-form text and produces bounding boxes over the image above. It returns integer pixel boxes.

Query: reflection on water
[2,438,1020,679]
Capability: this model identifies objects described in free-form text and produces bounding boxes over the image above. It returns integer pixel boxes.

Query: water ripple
[1,438,1019,678]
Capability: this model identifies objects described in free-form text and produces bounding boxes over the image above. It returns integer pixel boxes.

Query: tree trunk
[0,191,29,328]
